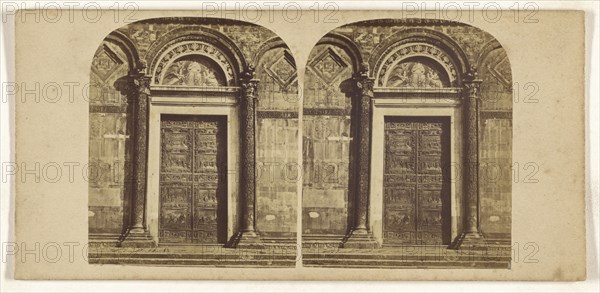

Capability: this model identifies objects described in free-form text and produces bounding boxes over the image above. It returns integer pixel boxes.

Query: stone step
[304,246,511,255]
[306,244,512,250]
[89,252,296,260]
[302,259,510,269]
[89,257,295,267]
[302,246,511,267]
[303,254,511,262]
[303,241,512,251]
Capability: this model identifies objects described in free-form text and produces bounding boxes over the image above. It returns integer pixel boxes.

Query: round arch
[252,37,289,67]
[369,28,470,86]
[475,39,509,71]
[151,41,234,86]
[102,30,140,73]
[376,43,459,88]
[314,32,364,72]
[146,25,248,86]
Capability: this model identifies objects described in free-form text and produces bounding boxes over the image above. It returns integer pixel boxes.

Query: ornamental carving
[377,43,458,87]
[383,118,450,245]
[91,44,125,82]
[464,67,482,98]
[385,60,449,88]
[355,77,374,97]
[263,50,297,91]
[240,66,259,100]
[161,56,226,86]
[131,74,151,96]
[309,47,350,86]
[483,48,511,89]
[153,41,234,85]
[159,116,227,244]
[353,62,374,97]
[464,80,482,98]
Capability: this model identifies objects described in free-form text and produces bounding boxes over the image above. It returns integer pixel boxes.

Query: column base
[228,231,264,249]
[119,228,156,248]
[342,229,379,249]
[450,232,485,250]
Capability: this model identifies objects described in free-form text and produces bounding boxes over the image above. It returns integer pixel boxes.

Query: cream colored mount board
[13,10,585,280]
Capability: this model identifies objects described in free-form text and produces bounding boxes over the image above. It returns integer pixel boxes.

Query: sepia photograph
[1,1,596,291]
[87,17,299,267]
[302,19,512,269]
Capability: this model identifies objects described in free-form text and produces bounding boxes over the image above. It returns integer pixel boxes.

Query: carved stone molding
[376,43,459,87]
[308,47,351,86]
[153,41,235,85]
[133,70,151,96]
[355,76,374,97]
[240,79,259,101]
[262,50,297,91]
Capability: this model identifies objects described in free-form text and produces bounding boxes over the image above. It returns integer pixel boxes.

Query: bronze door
[159,115,227,244]
[383,116,451,245]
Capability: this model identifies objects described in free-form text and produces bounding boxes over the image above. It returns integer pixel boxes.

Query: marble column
[120,61,155,247]
[233,66,263,247]
[453,67,485,248]
[343,63,378,248]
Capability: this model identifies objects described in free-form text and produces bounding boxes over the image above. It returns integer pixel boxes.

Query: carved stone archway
[340,32,485,249]
[119,29,263,248]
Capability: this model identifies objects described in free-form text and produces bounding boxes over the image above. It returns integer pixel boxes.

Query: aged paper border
[4,6,591,283]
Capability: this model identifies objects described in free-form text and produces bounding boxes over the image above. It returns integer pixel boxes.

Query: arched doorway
[89,18,300,251]
[150,52,233,245]
[302,20,510,251]
[370,39,466,246]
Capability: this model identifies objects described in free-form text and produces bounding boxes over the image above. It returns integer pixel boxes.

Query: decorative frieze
[377,43,459,87]
[153,41,234,85]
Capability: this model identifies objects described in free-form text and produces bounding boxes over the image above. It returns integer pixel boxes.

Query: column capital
[463,79,483,98]
[462,66,483,98]
[132,75,151,95]
[128,60,151,95]
[353,62,375,98]
[353,77,375,98]
[240,79,260,100]
[240,65,260,100]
